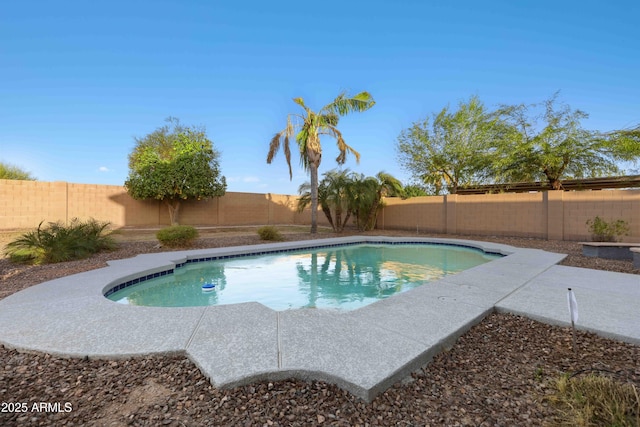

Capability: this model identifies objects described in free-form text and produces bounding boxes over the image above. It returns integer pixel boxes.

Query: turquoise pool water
[107,243,501,310]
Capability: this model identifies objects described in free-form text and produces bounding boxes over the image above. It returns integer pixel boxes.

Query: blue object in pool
[202,283,215,292]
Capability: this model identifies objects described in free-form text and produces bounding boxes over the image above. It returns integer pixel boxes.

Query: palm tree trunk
[310,162,319,234]
[341,211,351,231]
[321,205,335,231]
[365,196,381,231]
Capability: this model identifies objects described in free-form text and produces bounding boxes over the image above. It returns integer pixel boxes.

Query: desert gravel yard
[1,229,639,426]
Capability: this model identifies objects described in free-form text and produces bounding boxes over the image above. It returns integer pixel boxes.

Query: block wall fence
[0,180,326,230]
[1,179,639,241]
[379,191,640,241]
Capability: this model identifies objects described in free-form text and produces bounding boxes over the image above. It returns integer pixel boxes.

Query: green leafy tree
[396,96,500,194]
[0,161,36,180]
[605,124,640,174]
[494,94,640,189]
[609,124,640,146]
[267,91,375,233]
[125,118,226,225]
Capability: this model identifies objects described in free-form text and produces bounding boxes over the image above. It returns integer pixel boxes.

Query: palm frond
[333,131,361,165]
[267,132,283,164]
[283,135,292,179]
[286,115,295,137]
[267,115,298,179]
[322,91,375,116]
[320,112,340,127]
[296,127,312,171]
[293,97,312,115]
[376,171,404,197]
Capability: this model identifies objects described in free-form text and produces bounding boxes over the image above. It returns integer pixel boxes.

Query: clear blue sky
[1,0,638,195]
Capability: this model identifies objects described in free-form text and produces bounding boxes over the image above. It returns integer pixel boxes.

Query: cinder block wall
[378,196,446,233]
[67,183,158,227]
[453,193,547,238]
[377,190,640,241]
[0,179,327,229]
[0,180,68,228]
[562,190,640,241]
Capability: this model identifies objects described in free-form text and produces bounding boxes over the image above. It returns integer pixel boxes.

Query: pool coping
[1,236,639,402]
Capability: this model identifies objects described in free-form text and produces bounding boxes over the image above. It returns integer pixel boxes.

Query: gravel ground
[1,231,639,426]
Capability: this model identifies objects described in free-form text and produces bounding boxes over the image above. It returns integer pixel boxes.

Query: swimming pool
[106,242,501,310]
[2,236,579,401]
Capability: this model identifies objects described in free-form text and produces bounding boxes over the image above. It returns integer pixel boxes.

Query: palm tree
[350,171,404,231]
[364,172,404,230]
[267,91,375,233]
[298,169,353,232]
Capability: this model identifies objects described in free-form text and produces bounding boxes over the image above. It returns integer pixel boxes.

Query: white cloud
[98,166,110,172]
[243,176,260,183]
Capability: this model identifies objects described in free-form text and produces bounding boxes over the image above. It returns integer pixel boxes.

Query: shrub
[156,225,199,248]
[586,216,630,242]
[4,218,116,264]
[257,226,284,241]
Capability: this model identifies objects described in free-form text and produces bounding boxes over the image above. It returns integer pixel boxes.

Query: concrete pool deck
[0,236,638,402]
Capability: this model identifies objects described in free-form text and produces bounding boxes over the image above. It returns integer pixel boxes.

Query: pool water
[107,243,500,311]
